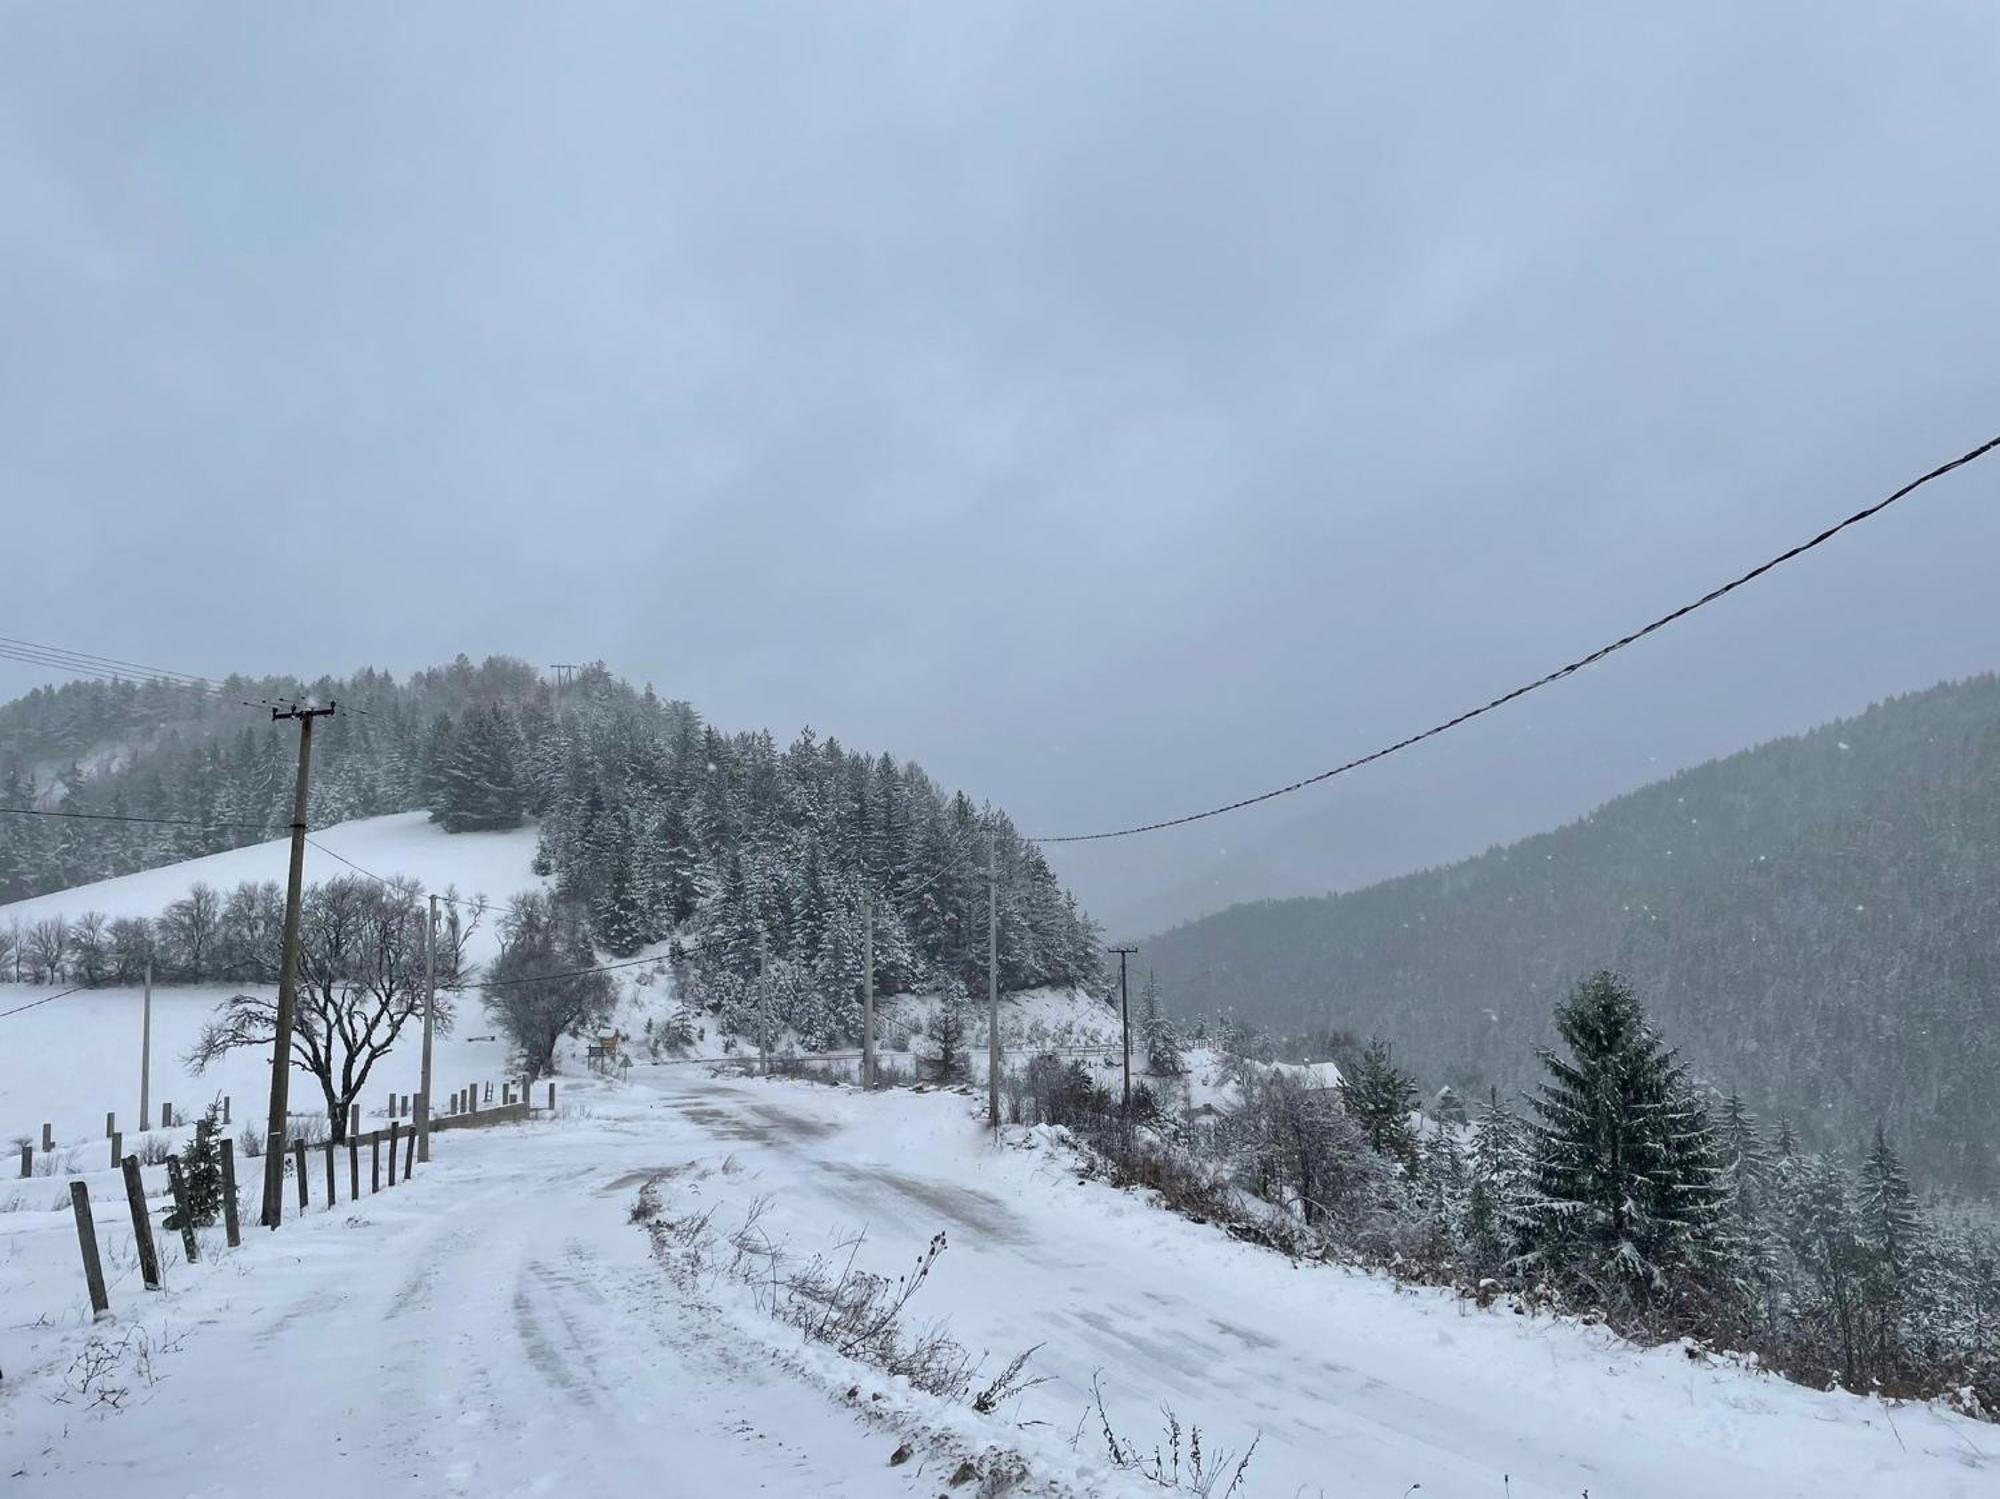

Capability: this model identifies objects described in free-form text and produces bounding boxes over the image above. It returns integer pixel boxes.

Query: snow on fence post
[293,1139,308,1212]
[70,1182,110,1319]
[121,1155,161,1290]
[387,1122,399,1187]
[220,1139,242,1248]
[165,1158,200,1264]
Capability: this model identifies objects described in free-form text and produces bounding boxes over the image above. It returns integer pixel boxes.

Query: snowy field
[3,1064,1990,1497]
[0,815,546,1152]
[0,812,545,965]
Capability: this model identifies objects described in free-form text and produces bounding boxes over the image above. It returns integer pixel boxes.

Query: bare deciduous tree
[157,882,222,982]
[26,916,68,983]
[188,875,484,1140]
[483,891,614,1079]
[68,911,110,986]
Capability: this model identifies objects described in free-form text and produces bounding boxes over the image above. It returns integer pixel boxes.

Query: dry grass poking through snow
[630,1163,1258,1496]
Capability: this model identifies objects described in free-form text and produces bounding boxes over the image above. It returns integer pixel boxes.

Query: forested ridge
[0,658,1101,1035]
[1145,674,2000,1190]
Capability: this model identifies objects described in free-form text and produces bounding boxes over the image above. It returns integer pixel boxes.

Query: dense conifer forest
[0,658,1102,1032]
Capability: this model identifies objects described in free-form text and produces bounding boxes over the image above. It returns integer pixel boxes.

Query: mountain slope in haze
[1143,673,2000,1190]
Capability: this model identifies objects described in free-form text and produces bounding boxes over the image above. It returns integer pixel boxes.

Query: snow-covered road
[4,1067,1992,1497]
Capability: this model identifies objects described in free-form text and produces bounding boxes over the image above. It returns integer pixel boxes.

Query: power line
[0,805,273,832]
[0,986,88,1021]
[1031,429,2000,843]
[443,947,706,993]
[0,634,226,692]
[0,634,322,714]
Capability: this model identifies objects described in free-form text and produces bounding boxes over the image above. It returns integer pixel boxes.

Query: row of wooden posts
[68,1116,431,1322]
[383,1077,542,1121]
[63,1075,557,1322]
[17,1097,232,1180]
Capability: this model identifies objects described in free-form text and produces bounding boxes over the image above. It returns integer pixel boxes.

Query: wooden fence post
[220,1139,242,1247]
[402,1125,415,1181]
[371,1131,381,1193]
[105,1111,116,1138]
[349,1104,359,1137]
[468,1082,478,1114]
[293,1139,308,1211]
[349,1132,360,1200]
[224,1095,232,1126]
[121,1155,161,1289]
[42,1122,53,1151]
[548,1082,557,1111]
[18,1144,29,1179]
[70,1182,110,1319]
[324,1139,336,1208]
[160,1103,171,1130]
[110,1131,121,1170]
[387,1121,399,1186]
[262,1130,283,1230]
[165,1158,201,1264]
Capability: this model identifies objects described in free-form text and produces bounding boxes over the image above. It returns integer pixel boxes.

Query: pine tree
[1140,970,1186,1076]
[1527,971,1729,1302]
[1856,1123,1921,1372]
[1465,1089,1531,1275]
[165,1100,226,1229]
[929,991,969,1082]
[1346,1038,1420,1170]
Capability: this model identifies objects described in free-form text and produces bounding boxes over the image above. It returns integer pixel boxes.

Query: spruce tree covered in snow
[927,991,969,1082]
[1465,1089,1532,1276]
[1346,1039,1420,1170]
[431,700,527,832]
[1855,1124,1919,1369]
[1140,970,1185,1076]
[1527,972,1729,1302]
[164,1100,226,1230]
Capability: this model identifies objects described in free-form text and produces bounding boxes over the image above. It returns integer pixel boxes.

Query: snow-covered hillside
[0,811,544,964]
[0,815,546,1147]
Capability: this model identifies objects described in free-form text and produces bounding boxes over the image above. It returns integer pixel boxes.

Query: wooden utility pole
[758,924,770,1075]
[987,829,1000,1132]
[139,959,153,1131]
[261,702,335,1230]
[862,892,875,1089]
[1109,946,1139,1113]
[417,894,438,1163]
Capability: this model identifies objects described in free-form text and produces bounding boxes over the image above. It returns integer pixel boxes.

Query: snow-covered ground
[0,812,545,966]
[4,820,1995,1495]
[0,815,545,1152]
[3,1065,1990,1497]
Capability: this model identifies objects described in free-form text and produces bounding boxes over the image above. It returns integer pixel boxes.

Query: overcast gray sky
[3,3,1997,932]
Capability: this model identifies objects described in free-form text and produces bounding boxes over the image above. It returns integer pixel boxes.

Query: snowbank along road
[3,1065,1992,1497]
